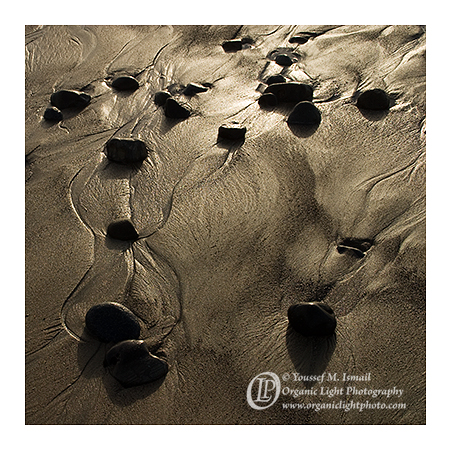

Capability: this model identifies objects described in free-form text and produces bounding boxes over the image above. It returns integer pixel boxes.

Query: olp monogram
[247,372,281,410]
[246,371,407,413]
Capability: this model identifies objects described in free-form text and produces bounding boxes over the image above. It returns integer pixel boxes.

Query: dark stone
[85,302,141,343]
[356,89,390,111]
[287,101,321,126]
[50,90,91,110]
[288,302,337,336]
[275,53,293,67]
[218,124,246,140]
[164,98,191,119]
[337,238,373,258]
[183,82,208,96]
[104,340,168,388]
[154,91,172,106]
[111,75,139,91]
[105,138,148,164]
[266,74,286,85]
[43,107,63,122]
[264,82,313,103]
[289,35,310,45]
[107,219,139,241]
[222,40,243,52]
[258,93,278,108]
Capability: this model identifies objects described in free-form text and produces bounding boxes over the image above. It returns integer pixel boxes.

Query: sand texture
[25,25,426,424]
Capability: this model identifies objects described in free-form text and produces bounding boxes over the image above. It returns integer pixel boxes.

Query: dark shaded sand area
[25,25,425,424]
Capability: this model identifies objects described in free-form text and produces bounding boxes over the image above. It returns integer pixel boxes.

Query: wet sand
[25,25,425,425]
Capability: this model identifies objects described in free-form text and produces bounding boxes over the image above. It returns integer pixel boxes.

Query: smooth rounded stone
[266,74,286,85]
[105,138,148,164]
[356,88,390,110]
[183,82,208,96]
[111,75,139,91]
[104,340,168,388]
[287,101,321,126]
[289,35,310,44]
[264,82,313,103]
[154,90,172,106]
[222,39,243,52]
[164,97,191,119]
[50,90,91,110]
[43,106,63,122]
[218,123,247,140]
[275,53,294,67]
[288,302,337,336]
[85,302,141,343]
[258,93,278,108]
[107,219,139,241]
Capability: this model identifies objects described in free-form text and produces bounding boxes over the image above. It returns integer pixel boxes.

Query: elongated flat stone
[50,90,91,109]
[104,340,169,388]
[105,138,148,164]
[289,34,313,44]
[85,302,141,343]
[112,75,139,91]
[266,74,286,85]
[183,82,208,96]
[218,124,246,140]
[288,302,337,336]
[264,82,313,103]
[222,40,243,52]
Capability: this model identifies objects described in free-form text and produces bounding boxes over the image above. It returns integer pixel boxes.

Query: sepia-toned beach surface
[25,25,425,424]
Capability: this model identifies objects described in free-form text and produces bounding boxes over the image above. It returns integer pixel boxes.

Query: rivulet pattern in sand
[25,25,425,424]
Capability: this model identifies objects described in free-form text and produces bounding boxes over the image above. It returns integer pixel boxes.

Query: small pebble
[104,340,168,388]
[218,123,247,140]
[222,40,243,52]
[287,101,321,126]
[43,106,63,122]
[356,88,390,110]
[289,35,311,44]
[107,219,139,241]
[85,302,141,343]
[288,302,337,336]
[264,82,313,103]
[275,53,293,67]
[164,98,191,119]
[154,91,172,106]
[50,90,91,110]
[111,75,139,91]
[266,74,286,85]
[105,138,148,164]
[258,93,278,108]
[183,82,208,96]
